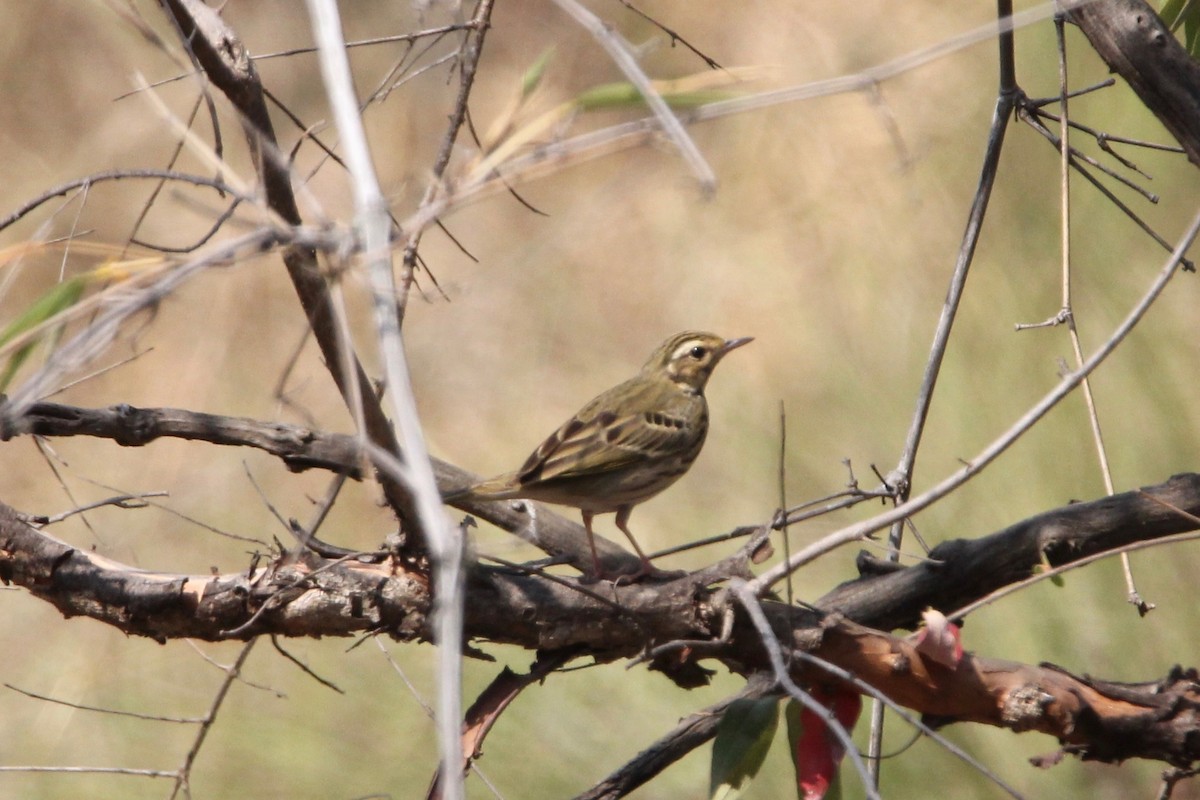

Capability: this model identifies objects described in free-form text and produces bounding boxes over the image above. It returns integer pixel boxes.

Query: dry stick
[1054,16,1147,614]
[30,438,104,545]
[1015,19,1147,610]
[55,178,88,285]
[548,0,716,193]
[0,766,177,779]
[1035,107,1186,154]
[573,673,778,800]
[649,485,892,560]
[778,402,795,614]
[1018,109,1193,271]
[946,527,1200,625]
[110,25,476,102]
[1,229,273,421]
[169,639,257,800]
[4,683,203,723]
[157,0,420,530]
[372,641,505,799]
[302,6,466,800]
[1023,109,1160,202]
[397,0,494,325]
[270,636,345,694]
[746,203,1200,595]
[730,580,880,800]
[867,0,1019,783]
[397,1,1073,291]
[35,491,167,525]
[255,24,473,61]
[0,170,246,233]
[121,94,205,260]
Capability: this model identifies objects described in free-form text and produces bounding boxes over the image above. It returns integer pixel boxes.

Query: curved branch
[817,472,1200,630]
[0,170,247,234]
[4,474,1200,768]
[6,400,642,575]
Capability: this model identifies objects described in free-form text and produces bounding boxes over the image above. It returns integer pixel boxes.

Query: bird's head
[644,331,753,392]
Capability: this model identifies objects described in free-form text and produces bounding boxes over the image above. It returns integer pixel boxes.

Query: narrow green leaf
[0,275,88,391]
[1160,0,1200,57]
[1033,554,1065,588]
[521,48,555,99]
[1161,0,1187,29]
[710,697,780,800]
[574,81,734,112]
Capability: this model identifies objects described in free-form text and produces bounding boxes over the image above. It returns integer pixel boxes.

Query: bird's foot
[582,561,684,585]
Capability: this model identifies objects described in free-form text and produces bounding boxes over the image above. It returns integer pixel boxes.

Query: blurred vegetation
[0,1,1197,798]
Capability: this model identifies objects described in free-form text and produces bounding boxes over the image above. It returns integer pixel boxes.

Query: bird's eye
[689,345,707,359]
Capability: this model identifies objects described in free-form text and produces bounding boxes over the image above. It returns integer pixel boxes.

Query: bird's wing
[517,403,697,484]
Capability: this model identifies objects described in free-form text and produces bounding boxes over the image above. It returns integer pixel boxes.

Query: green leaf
[1162,0,1188,28]
[0,275,88,392]
[575,81,735,112]
[1160,0,1200,57]
[710,697,780,800]
[1033,554,1065,588]
[521,48,555,99]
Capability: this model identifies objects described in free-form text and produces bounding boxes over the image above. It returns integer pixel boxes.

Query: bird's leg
[581,510,603,578]
[614,505,662,579]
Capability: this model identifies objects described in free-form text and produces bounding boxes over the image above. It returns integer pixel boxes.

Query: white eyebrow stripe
[670,340,701,360]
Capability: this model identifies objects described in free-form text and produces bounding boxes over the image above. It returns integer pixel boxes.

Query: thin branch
[749,203,1200,593]
[169,639,257,800]
[33,492,167,525]
[303,6,465,800]
[1020,107,1193,271]
[730,580,880,800]
[0,170,249,234]
[613,0,723,70]
[398,0,495,325]
[549,0,716,193]
[573,674,778,799]
[3,683,203,723]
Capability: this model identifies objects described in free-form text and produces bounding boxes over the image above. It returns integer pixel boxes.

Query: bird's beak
[720,336,754,355]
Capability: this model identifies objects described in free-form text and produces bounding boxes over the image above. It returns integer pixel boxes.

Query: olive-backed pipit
[451,331,752,580]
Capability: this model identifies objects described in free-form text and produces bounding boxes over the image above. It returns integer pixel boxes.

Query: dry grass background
[0,1,1198,798]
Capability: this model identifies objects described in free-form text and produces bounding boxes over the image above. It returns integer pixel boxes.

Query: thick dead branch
[5,400,642,574]
[1068,0,1200,166]
[796,616,1200,768]
[3,474,1200,766]
[816,472,1200,630]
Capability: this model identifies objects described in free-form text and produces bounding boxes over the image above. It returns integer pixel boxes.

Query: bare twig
[870,0,1020,775]
[748,203,1200,593]
[730,580,880,800]
[1018,109,1194,271]
[3,683,202,723]
[303,5,465,800]
[169,639,257,800]
[573,673,778,799]
[549,0,716,193]
[33,491,167,525]
[397,0,495,325]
